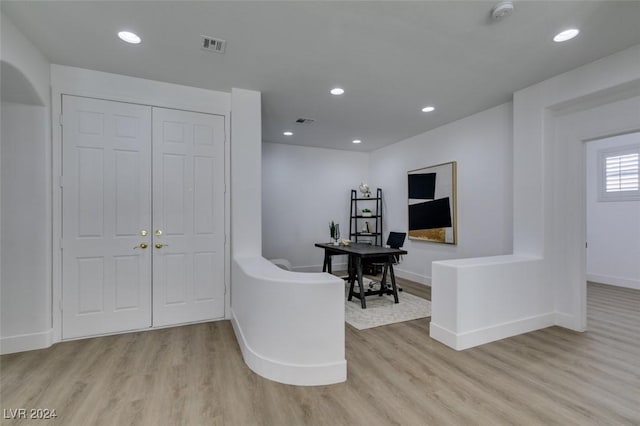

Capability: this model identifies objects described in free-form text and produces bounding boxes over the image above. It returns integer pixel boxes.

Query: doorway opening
[585,132,640,292]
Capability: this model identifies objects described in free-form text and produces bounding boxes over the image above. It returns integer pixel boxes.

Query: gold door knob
[154,229,163,236]
[140,230,148,236]
[155,243,168,249]
[134,243,148,249]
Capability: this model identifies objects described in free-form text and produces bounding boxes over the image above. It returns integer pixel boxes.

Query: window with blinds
[598,144,640,201]
[606,152,639,192]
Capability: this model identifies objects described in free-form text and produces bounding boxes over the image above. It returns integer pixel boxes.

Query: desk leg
[389,260,399,304]
[347,255,355,301]
[356,257,366,309]
[380,262,389,296]
[322,252,333,274]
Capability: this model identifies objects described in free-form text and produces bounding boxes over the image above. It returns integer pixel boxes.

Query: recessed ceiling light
[421,106,435,113]
[330,88,345,95]
[553,29,579,43]
[118,31,141,44]
[352,139,362,144]
[283,131,293,136]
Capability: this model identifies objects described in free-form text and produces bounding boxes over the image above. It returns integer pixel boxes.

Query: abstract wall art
[408,161,457,244]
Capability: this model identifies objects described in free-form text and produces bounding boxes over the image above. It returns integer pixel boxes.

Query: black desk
[315,243,407,309]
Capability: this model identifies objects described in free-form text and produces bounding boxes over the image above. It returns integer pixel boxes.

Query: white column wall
[514,46,640,257]
[0,12,52,354]
[231,90,347,386]
[231,89,262,257]
[515,45,640,331]
[550,94,640,327]
[431,44,640,350]
[1,103,51,349]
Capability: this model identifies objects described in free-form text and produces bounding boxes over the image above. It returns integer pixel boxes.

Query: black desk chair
[365,232,406,293]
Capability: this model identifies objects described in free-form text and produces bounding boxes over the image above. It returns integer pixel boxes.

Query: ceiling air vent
[201,35,226,53]
[295,118,315,125]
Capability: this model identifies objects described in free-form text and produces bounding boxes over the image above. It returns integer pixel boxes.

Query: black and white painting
[407,161,457,244]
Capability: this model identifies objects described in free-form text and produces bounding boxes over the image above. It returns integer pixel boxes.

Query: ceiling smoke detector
[491,1,514,21]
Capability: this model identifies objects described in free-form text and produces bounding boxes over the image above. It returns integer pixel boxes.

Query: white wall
[0,12,50,105]
[0,12,52,354]
[231,89,263,258]
[262,142,369,271]
[586,133,640,289]
[429,45,640,350]
[368,103,514,284]
[231,257,345,385]
[1,102,50,339]
[514,44,640,332]
[232,94,346,386]
[49,65,232,344]
[431,255,546,350]
[262,104,513,283]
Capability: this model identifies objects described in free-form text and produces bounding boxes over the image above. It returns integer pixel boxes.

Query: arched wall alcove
[1,60,46,106]
[1,58,52,353]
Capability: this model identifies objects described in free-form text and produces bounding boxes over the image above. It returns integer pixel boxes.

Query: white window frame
[597,143,640,202]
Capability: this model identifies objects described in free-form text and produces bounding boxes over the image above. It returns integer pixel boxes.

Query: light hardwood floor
[1,280,638,425]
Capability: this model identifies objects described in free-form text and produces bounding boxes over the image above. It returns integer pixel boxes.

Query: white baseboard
[394,268,431,286]
[429,323,459,349]
[554,312,586,332]
[293,265,432,287]
[230,309,347,386]
[587,273,640,290]
[1,329,53,355]
[292,264,431,287]
[430,313,555,351]
[293,263,348,273]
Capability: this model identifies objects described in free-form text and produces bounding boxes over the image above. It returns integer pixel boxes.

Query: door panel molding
[152,107,226,327]
[61,95,152,339]
[51,68,231,345]
[60,96,226,339]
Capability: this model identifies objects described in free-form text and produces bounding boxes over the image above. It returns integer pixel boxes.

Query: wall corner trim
[554,312,586,332]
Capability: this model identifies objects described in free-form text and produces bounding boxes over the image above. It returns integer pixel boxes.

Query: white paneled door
[62,96,152,338]
[62,96,225,339]
[152,107,225,326]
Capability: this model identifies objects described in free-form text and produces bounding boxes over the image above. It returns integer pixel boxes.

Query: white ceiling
[2,1,639,152]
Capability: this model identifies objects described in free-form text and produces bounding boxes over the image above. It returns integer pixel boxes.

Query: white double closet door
[61,95,225,339]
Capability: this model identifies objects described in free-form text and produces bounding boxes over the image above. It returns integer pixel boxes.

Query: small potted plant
[361,208,372,217]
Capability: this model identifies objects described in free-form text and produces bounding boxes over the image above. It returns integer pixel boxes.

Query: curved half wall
[231,256,346,386]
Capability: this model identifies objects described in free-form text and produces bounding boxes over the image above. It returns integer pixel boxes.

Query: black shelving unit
[349,188,383,246]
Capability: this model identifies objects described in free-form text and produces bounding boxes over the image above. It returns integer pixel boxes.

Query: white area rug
[345,279,431,330]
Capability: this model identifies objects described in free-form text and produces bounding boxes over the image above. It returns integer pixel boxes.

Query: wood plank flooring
[1,280,638,425]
